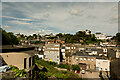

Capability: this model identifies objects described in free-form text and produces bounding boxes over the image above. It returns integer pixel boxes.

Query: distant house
[56,38,66,44]
[95,32,107,40]
[46,39,56,44]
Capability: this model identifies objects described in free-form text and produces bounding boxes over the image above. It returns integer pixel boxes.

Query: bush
[10,65,27,77]
[10,65,19,72]
[58,64,70,70]
[34,56,80,79]
[61,70,67,74]
[49,62,57,66]
[72,65,80,72]
[14,70,27,77]
[54,73,66,79]
[46,72,53,77]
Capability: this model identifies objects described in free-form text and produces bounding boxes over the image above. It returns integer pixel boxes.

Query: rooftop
[1,45,35,53]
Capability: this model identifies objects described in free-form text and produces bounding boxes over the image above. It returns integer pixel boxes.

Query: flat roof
[1,45,35,53]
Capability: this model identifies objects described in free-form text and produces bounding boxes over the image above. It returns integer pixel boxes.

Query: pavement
[79,70,109,80]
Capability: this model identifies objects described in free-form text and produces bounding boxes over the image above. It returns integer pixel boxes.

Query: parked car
[81,70,85,74]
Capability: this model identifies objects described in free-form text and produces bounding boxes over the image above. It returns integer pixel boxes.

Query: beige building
[0,46,35,78]
[71,55,96,70]
[44,43,61,64]
[0,51,34,72]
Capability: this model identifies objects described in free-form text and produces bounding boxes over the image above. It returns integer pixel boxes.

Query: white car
[81,70,85,74]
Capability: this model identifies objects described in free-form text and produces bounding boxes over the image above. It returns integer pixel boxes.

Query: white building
[36,54,44,59]
[44,43,60,64]
[96,59,110,71]
[95,33,107,40]
[106,36,113,40]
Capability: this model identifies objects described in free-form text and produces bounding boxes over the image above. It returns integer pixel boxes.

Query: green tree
[27,35,34,40]
[8,32,19,45]
[56,33,63,38]
[33,34,37,39]
[72,65,80,72]
[1,29,19,45]
[116,33,120,45]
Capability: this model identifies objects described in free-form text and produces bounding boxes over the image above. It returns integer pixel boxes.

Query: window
[88,59,90,61]
[76,57,78,60]
[29,57,31,67]
[72,50,74,53]
[74,47,76,49]
[24,58,27,69]
[76,57,78,61]
[84,58,86,61]
[80,58,82,60]
[55,48,59,50]
[71,47,73,49]
[105,68,107,70]
[91,59,93,61]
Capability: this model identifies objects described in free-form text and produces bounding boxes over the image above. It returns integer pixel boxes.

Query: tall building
[44,43,61,64]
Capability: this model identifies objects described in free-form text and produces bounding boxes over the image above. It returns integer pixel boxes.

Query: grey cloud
[2,2,118,35]
[69,8,84,16]
[86,15,96,19]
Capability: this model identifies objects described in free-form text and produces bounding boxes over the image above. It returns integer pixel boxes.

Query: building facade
[71,55,96,70]
[96,59,110,71]
[44,43,61,64]
[95,33,107,40]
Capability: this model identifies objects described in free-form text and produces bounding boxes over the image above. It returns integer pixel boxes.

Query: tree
[27,35,34,40]
[2,29,11,45]
[56,33,63,38]
[116,33,120,45]
[72,65,80,72]
[1,29,19,45]
[8,32,19,45]
[33,34,37,39]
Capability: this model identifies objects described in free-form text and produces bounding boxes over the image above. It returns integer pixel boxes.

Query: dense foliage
[1,29,19,45]
[34,55,80,79]
[58,64,70,70]
[116,33,120,45]
[54,30,100,44]
[72,65,80,72]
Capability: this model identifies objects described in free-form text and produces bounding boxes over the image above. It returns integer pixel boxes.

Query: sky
[1,2,119,36]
